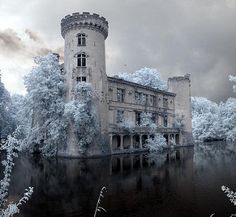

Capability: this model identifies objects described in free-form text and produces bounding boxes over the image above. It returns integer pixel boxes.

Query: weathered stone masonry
[59,12,193,157]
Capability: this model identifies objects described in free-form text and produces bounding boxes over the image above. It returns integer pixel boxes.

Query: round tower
[61,12,109,156]
[61,12,108,100]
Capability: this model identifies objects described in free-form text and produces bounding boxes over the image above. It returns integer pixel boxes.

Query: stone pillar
[168,134,170,145]
[130,135,134,150]
[139,134,142,149]
[110,134,113,153]
[120,135,124,150]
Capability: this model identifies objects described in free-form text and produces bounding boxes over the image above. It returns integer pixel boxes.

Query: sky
[0,0,235,102]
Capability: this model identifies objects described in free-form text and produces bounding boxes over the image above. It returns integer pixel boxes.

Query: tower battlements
[61,12,109,39]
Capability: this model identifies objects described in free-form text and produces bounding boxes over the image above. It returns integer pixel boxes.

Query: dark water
[7,142,236,217]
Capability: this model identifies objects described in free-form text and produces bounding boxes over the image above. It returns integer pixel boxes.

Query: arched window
[77,53,86,67]
[77,33,86,46]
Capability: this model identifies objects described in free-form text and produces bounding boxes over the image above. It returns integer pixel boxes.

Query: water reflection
[8,142,236,217]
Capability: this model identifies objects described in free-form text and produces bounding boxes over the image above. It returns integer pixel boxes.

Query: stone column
[139,134,142,149]
[110,134,113,154]
[130,135,134,150]
[168,134,170,145]
[120,135,124,150]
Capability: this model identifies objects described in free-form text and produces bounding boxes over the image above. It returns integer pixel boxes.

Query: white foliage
[221,185,236,206]
[140,112,157,132]
[0,81,16,140]
[192,96,236,142]
[139,112,167,151]
[146,133,167,152]
[117,119,135,131]
[229,75,236,93]
[174,114,185,129]
[115,67,167,90]
[0,127,23,207]
[0,187,33,217]
[0,127,33,217]
[64,83,98,153]
[23,53,67,157]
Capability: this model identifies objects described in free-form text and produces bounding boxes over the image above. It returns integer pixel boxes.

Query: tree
[64,82,98,154]
[0,127,33,217]
[191,97,220,141]
[229,75,236,93]
[192,95,236,142]
[115,67,167,90]
[23,53,67,157]
[0,80,16,140]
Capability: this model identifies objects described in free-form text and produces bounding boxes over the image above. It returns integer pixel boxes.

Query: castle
[58,12,193,157]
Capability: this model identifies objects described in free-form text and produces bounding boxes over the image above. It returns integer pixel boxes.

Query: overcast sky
[0,0,235,102]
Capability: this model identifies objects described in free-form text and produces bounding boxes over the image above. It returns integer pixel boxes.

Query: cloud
[0,0,235,102]
[25,29,41,42]
[0,29,25,53]
[0,27,63,60]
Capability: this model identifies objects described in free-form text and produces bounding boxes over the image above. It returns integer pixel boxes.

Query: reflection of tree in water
[193,141,236,169]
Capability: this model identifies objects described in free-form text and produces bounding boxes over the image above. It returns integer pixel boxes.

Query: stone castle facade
[58,12,193,157]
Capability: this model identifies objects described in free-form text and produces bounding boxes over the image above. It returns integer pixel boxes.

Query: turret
[61,12,108,101]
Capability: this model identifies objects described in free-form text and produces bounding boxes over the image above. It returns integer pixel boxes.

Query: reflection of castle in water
[110,149,193,175]
[9,143,236,217]
[9,148,194,217]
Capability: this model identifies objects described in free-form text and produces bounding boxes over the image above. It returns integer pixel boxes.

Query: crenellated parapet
[61,12,109,39]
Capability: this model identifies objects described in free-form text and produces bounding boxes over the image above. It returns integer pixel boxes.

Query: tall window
[164,114,168,127]
[135,112,141,125]
[142,94,148,105]
[163,98,168,108]
[117,88,125,102]
[77,53,86,67]
[151,113,156,123]
[77,33,86,46]
[135,92,141,104]
[117,110,124,123]
[149,95,154,106]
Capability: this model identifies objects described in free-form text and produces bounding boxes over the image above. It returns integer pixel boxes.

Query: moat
[7,141,236,217]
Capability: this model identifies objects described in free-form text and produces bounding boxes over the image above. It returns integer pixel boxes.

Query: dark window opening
[78,33,86,46]
[77,76,86,82]
[164,115,168,127]
[163,98,168,108]
[135,92,142,104]
[135,112,141,125]
[117,88,125,102]
[117,110,124,123]
[77,53,86,67]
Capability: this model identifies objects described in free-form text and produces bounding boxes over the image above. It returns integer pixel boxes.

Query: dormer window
[77,33,86,46]
[77,53,86,67]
